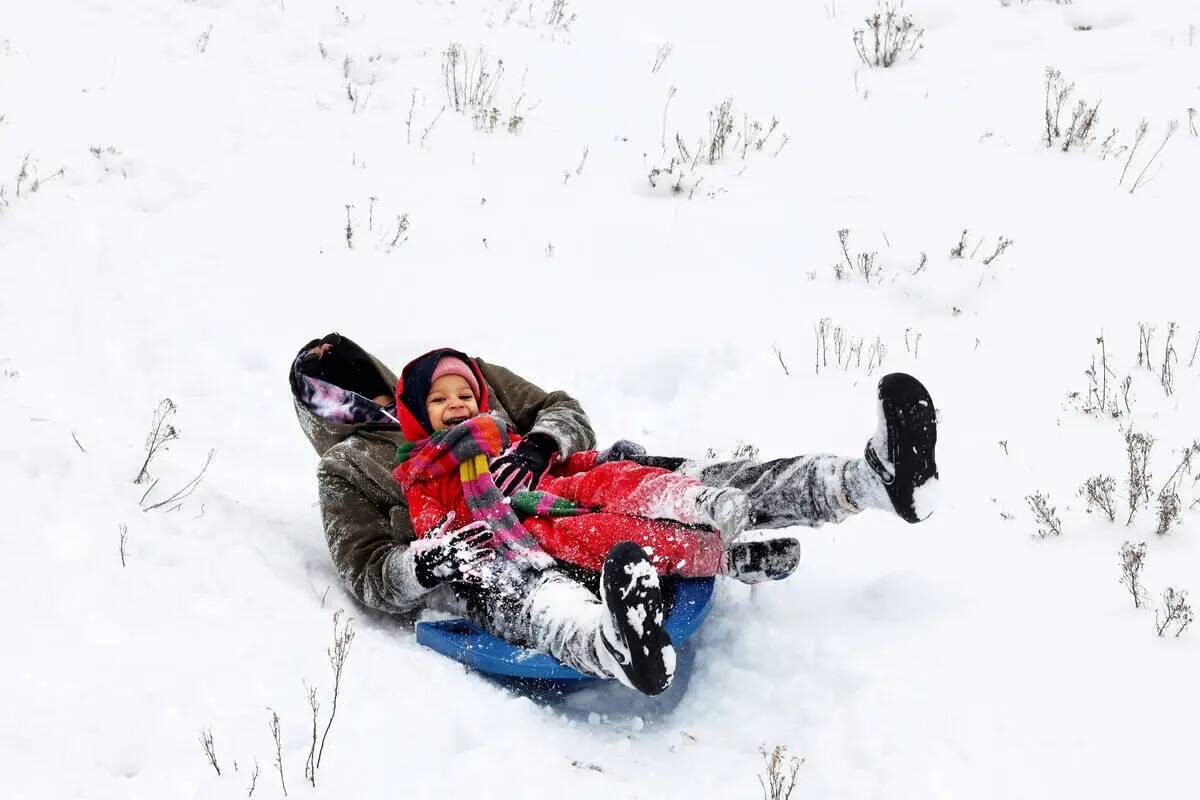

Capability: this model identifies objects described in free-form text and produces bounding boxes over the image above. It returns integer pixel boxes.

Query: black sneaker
[597,542,675,696]
[722,534,802,584]
[865,373,939,524]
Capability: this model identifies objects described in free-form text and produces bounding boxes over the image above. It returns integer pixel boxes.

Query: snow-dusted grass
[2,0,1200,797]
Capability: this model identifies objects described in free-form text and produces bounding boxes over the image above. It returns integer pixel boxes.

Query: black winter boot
[864,373,939,524]
[597,542,674,695]
[722,534,802,584]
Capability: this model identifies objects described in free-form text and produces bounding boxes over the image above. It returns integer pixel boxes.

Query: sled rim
[416,577,716,681]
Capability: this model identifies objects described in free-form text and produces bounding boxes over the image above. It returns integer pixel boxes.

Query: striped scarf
[395,415,589,570]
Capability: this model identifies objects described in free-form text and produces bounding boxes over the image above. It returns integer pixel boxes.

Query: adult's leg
[624,451,881,528]
[461,546,675,694]
[463,562,611,676]
[679,454,885,530]
[638,373,939,529]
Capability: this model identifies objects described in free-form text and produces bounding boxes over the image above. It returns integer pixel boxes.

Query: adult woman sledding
[290,334,940,696]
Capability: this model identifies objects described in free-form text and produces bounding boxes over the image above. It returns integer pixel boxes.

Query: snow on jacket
[290,336,596,615]
[391,351,723,576]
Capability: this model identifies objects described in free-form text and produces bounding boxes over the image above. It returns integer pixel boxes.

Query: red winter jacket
[392,350,723,576]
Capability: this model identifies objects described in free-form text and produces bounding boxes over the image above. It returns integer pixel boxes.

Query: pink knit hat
[430,356,481,400]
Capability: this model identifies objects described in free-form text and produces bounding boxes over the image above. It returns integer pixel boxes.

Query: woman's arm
[317,463,429,613]
[475,359,596,457]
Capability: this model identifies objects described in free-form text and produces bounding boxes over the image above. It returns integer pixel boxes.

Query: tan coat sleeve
[476,358,596,457]
[317,440,428,614]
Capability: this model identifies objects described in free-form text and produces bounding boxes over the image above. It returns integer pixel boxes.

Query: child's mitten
[411,516,495,588]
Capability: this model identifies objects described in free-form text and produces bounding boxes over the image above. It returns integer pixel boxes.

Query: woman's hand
[597,439,647,464]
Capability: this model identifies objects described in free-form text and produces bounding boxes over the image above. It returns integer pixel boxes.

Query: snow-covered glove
[490,434,556,495]
[596,439,647,464]
[412,515,496,589]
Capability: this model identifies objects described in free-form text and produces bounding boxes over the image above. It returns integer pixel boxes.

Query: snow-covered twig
[1160,321,1178,396]
[199,726,220,776]
[854,1,924,68]
[659,86,677,154]
[1119,542,1148,609]
[1154,490,1182,536]
[386,213,410,249]
[1080,475,1117,521]
[1156,588,1194,637]
[316,611,355,770]
[1026,491,1063,538]
[651,42,673,73]
[1137,322,1154,369]
[196,24,213,54]
[1125,431,1154,525]
[772,345,790,376]
[142,449,216,512]
[419,105,445,147]
[949,229,968,258]
[758,744,803,800]
[814,317,831,372]
[442,43,505,115]
[1119,119,1149,187]
[706,97,735,164]
[303,683,320,786]
[134,399,178,484]
[982,236,1013,266]
[1129,120,1179,194]
[405,87,416,144]
[1043,68,1072,146]
[269,709,286,796]
[1154,440,1200,535]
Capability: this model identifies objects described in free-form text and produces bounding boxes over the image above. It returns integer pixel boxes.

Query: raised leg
[679,454,885,529]
[632,373,940,529]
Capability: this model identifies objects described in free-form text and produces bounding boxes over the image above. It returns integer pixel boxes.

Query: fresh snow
[3,0,1200,797]
[911,476,941,520]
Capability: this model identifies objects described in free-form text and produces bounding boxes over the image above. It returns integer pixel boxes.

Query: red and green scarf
[395,414,590,570]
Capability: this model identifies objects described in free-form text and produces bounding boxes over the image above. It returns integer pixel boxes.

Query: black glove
[596,439,648,464]
[412,516,495,589]
[491,434,556,495]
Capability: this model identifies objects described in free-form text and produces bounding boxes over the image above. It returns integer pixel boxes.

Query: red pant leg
[524,514,723,577]
[539,461,704,519]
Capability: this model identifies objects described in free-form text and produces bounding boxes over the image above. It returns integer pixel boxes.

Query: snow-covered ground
[3,0,1200,796]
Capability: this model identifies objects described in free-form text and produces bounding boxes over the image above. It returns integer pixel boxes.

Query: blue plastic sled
[416,577,716,683]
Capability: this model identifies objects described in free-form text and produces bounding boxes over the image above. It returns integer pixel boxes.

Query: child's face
[426,374,479,431]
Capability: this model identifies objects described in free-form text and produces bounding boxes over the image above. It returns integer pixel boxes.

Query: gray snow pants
[458,565,611,678]
[628,453,866,529]
[680,454,868,529]
[453,453,866,678]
